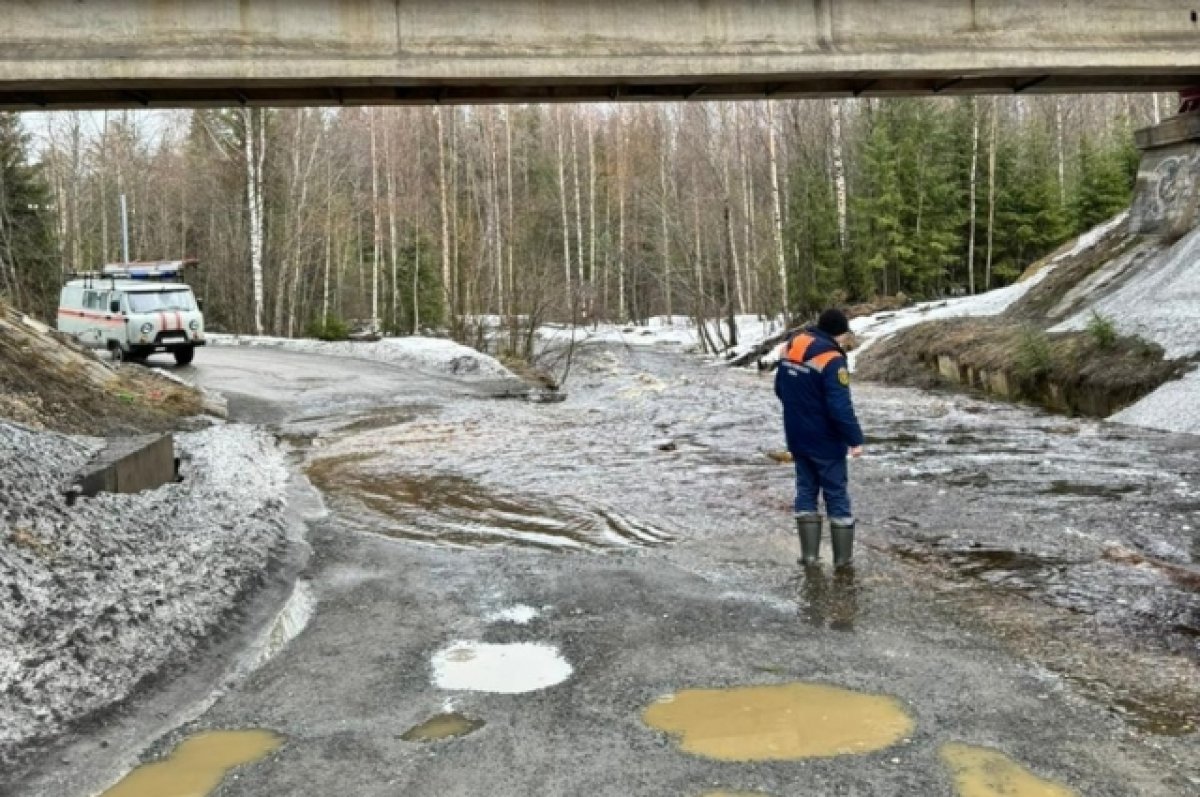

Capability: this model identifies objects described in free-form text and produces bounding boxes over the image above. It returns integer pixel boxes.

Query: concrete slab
[74,434,177,497]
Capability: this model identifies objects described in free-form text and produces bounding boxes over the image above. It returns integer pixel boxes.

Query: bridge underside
[2,0,1200,110]
[4,73,1200,110]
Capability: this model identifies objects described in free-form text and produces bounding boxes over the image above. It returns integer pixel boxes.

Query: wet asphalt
[30,344,1200,796]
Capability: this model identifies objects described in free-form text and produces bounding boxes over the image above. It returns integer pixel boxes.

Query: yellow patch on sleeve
[837,368,850,386]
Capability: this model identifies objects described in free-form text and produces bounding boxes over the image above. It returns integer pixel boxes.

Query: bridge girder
[2,0,1200,109]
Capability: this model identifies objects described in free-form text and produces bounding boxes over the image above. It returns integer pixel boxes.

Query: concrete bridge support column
[1130,109,1200,238]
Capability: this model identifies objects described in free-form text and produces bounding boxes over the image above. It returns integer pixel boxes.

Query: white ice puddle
[431,641,572,694]
[485,604,541,625]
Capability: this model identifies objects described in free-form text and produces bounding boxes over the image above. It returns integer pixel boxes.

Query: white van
[57,261,206,366]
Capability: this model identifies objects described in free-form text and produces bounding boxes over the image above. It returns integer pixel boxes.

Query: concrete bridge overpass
[1,0,1199,110]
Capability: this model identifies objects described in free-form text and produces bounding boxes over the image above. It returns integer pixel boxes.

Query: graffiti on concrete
[1131,150,1200,234]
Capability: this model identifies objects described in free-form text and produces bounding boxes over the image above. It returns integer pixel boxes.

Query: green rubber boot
[795,514,823,566]
[831,521,856,568]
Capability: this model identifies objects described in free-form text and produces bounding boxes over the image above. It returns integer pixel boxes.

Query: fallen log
[726,326,801,369]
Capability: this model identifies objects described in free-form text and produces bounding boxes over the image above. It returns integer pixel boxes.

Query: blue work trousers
[792,453,852,522]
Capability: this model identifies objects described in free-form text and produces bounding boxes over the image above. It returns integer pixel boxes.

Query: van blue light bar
[100,259,199,280]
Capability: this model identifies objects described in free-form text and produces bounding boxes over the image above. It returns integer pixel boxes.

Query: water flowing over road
[30,342,1198,797]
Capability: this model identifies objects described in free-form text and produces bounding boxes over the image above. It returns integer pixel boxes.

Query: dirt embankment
[0,302,218,433]
[856,317,1183,417]
[856,217,1194,419]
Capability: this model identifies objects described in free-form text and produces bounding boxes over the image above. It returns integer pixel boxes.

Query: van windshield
[127,291,197,313]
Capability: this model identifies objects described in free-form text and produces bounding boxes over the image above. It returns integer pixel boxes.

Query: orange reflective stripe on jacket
[785,334,840,372]
[784,334,815,363]
[806,351,840,372]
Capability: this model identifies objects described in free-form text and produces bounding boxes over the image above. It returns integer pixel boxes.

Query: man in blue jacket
[774,308,865,568]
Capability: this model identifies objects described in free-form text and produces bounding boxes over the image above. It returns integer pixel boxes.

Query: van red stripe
[57,309,124,326]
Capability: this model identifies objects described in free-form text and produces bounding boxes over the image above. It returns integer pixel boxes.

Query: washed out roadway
[24,344,1200,796]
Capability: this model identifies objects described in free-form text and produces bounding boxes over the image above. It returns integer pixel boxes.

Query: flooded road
[41,343,1200,796]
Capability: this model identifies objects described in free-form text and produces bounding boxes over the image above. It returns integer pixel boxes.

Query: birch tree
[766,101,788,320]
[243,106,266,336]
[435,106,453,323]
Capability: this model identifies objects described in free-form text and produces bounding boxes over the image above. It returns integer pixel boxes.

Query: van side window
[83,291,102,310]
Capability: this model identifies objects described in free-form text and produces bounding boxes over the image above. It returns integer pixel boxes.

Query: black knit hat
[817,308,850,337]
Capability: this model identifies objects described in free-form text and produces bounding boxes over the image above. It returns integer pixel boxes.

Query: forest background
[0,94,1161,356]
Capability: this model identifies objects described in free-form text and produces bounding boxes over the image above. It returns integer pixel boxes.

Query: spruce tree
[1072,134,1136,233]
[0,113,57,315]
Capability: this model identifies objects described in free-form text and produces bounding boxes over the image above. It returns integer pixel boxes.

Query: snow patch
[1109,368,1200,436]
[0,423,289,768]
[485,604,540,625]
[537,315,784,359]
[248,580,315,670]
[207,333,517,381]
[430,641,572,694]
[845,212,1129,368]
[1051,223,1200,360]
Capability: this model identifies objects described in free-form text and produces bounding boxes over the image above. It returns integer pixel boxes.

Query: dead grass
[1004,224,1141,323]
[0,300,210,434]
[857,317,1182,417]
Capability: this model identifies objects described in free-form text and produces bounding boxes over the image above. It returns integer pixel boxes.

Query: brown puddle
[400,712,484,742]
[335,407,421,433]
[940,743,1078,797]
[307,456,672,552]
[101,729,284,797]
[642,682,913,761]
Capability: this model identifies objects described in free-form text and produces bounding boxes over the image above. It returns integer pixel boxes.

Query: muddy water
[939,743,1078,797]
[642,682,913,761]
[100,730,283,797]
[307,457,673,552]
[288,344,1198,741]
[401,713,484,742]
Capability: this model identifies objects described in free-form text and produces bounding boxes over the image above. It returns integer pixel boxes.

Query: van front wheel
[173,346,195,366]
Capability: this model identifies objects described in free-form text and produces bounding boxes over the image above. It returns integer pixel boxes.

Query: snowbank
[207,334,517,381]
[847,212,1131,367]
[0,422,289,768]
[1048,222,1200,435]
[1051,224,1200,360]
[1110,369,1200,435]
[537,315,785,358]
[841,209,1200,436]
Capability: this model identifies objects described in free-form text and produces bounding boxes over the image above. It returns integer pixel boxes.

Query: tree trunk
[369,109,382,333]
[722,203,739,348]
[985,97,998,292]
[1055,97,1067,207]
[967,97,979,296]
[435,106,453,324]
[504,107,515,326]
[587,113,597,317]
[322,158,332,326]
[830,98,849,252]
[487,109,503,318]
[617,117,627,322]
[723,148,744,317]
[386,112,400,333]
[660,122,673,323]
[766,101,788,321]
[693,191,705,330]
[556,107,573,299]
[243,106,266,336]
[414,110,424,334]
[570,113,586,295]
